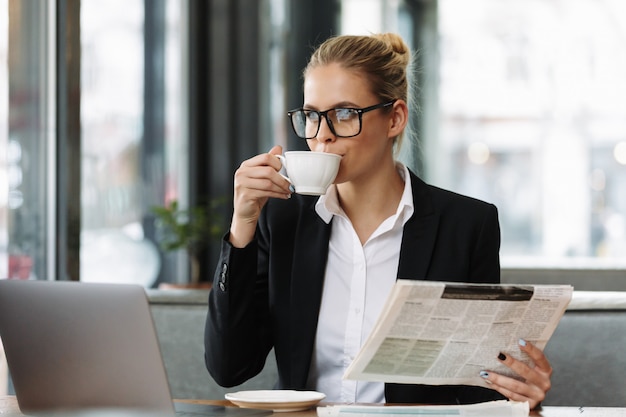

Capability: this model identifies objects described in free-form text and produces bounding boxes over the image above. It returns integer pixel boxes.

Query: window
[339,0,626,281]
[79,0,188,286]
[437,0,626,270]
[2,0,624,288]
[79,0,153,285]
[1,1,188,286]
[0,0,8,278]
[0,1,54,281]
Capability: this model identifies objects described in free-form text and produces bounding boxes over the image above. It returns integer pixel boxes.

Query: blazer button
[219,263,228,291]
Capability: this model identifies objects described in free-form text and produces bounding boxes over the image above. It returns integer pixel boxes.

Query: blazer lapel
[289,197,331,387]
[397,173,440,280]
[283,173,439,387]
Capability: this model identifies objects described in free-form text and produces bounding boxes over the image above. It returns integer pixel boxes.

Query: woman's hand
[229,145,292,247]
[479,339,552,410]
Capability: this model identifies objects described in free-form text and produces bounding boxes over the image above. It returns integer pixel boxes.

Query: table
[2,396,626,416]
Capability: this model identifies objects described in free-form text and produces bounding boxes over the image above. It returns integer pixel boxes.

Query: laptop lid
[0,279,175,415]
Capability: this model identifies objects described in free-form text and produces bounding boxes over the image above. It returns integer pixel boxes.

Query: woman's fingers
[499,340,552,390]
[240,146,283,171]
[481,372,544,408]
[235,165,291,196]
[228,146,290,247]
[232,147,292,220]
[480,367,545,409]
[518,338,553,375]
[235,149,291,196]
[479,340,552,410]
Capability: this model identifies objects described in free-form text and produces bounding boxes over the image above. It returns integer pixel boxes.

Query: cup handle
[276,154,291,182]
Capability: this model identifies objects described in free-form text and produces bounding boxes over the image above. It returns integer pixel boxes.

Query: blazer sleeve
[466,201,501,284]
[204,235,273,387]
[204,194,325,390]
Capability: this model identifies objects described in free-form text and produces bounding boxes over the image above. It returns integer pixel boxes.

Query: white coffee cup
[277,151,342,196]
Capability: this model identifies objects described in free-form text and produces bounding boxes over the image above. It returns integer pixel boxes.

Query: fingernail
[479,371,489,378]
[518,338,527,347]
[289,184,295,193]
[498,352,506,361]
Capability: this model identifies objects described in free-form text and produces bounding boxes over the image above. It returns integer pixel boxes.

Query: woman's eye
[305,111,320,122]
[335,109,356,121]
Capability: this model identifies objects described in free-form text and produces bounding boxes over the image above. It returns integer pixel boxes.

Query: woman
[204,33,551,409]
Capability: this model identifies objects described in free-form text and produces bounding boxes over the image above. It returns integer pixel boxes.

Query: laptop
[0,279,270,417]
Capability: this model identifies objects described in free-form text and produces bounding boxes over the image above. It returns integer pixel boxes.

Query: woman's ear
[388,100,408,138]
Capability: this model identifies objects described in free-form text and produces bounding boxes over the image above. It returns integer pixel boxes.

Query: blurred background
[0,0,625,289]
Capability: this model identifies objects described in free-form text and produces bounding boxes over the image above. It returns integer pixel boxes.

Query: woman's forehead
[303,64,374,107]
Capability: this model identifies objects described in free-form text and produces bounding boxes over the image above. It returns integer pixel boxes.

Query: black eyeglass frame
[287,99,397,139]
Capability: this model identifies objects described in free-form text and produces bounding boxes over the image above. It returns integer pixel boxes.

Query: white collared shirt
[306,163,415,403]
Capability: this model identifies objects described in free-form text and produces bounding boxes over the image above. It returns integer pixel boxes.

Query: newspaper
[317,400,529,417]
[344,280,573,386]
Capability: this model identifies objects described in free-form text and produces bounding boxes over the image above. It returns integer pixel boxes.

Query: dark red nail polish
[498,352,506,360]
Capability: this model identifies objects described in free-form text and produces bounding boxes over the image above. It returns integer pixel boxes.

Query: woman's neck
[336,163,405,245]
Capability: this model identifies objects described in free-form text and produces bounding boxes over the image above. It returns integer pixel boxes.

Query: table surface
[2,396,625,417]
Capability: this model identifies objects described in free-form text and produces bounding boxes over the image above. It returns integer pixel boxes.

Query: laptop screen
[0,280,175,414]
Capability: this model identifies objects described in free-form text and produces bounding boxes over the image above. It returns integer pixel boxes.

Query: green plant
[151,199,224,284]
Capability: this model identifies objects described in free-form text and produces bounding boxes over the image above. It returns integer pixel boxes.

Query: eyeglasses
[287,99,397,139]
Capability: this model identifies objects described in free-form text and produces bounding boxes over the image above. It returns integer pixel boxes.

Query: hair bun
[373,33,411,70]
[374,33,409,56]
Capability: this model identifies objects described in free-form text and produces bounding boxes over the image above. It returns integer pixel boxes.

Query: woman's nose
[315,115,337,143]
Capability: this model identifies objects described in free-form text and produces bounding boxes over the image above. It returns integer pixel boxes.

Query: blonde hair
[304,33,413,151]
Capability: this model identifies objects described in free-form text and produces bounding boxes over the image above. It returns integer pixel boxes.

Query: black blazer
[205,171,505,404]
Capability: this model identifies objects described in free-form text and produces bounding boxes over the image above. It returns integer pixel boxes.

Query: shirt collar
[315,163,415,225]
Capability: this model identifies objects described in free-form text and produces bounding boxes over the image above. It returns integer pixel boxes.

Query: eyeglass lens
[291,108,361,139]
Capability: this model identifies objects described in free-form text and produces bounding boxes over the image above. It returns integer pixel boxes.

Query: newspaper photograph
[343,280,573,387]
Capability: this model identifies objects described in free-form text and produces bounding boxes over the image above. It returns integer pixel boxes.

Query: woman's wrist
[228,218,257,248]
